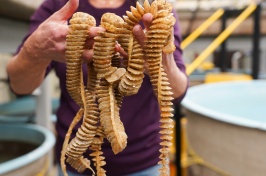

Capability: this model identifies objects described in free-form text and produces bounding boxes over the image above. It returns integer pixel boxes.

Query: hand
[132,13,175,61]
[22,0,104,64]
[115,13,153,59]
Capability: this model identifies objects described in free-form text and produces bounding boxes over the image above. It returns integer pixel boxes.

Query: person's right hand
[21,0,104,64]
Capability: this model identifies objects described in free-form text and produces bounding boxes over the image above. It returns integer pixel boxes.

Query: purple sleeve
[171,10,189,104]
[172,11,185,73]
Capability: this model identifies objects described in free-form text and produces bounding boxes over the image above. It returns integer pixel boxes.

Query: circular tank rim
[0,124,55,174]
[181,80,266,131]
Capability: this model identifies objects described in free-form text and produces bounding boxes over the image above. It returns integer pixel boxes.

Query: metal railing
[184,3,258,75]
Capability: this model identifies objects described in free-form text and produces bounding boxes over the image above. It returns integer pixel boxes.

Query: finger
[82,49,94,63]
[115,44,128,59]
[50,0,79,21]
[84,39,94,49]
[133,24,146,48]
[88,27,106,38]
[142,13,153,29]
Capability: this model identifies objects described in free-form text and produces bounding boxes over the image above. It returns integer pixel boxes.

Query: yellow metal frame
[186,3,257,75]
[181,8,224,50]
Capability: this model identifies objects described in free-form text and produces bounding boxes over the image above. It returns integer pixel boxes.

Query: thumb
[133,24,146,48]
[50,0,79,21]
[142,13,153,30]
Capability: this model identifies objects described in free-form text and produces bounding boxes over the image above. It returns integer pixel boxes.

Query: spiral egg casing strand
[93,13,127,159]
[157,68,175,176]
[87,62,99,93]
[143,1,176,175]
[60,108,86,176]
[117,5,146,96]
[65,64,100,175]
[65,12,96,107]
[66,89,99,159]
[93,35,116,79]
[116,23,130,67]
[109,53,124,108]
[116,2,145,68]
[96,79,127,154]
[93,13,124,79]
[64,89,100,175]
[89,126,107,176]
[66,156,94,174]
[118,38,145,96]
[63,12,98,175]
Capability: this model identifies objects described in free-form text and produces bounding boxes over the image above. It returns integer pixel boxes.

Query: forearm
[162,53,188,99]
[7,42,51,95]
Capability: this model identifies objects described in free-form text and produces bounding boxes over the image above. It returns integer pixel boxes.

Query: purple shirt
[20,0,187,175]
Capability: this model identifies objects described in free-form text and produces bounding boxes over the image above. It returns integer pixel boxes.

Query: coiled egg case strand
[89,126,107,176]
[96,78,128,154]
[144,1,176,175]
[117,4,145,96]
[65,12,96,107]
[93,13,124,79]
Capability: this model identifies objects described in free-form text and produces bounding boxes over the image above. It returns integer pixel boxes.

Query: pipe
[181,8,225,50]
[186,3,257,76]
[231,51,243,71]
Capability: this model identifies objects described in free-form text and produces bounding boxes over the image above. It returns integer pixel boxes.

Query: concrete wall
[0,17,28,103]
[0,17,60,103]
[0,17,29,53]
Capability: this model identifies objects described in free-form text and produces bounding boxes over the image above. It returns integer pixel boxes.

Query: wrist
[162,53,178,73]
